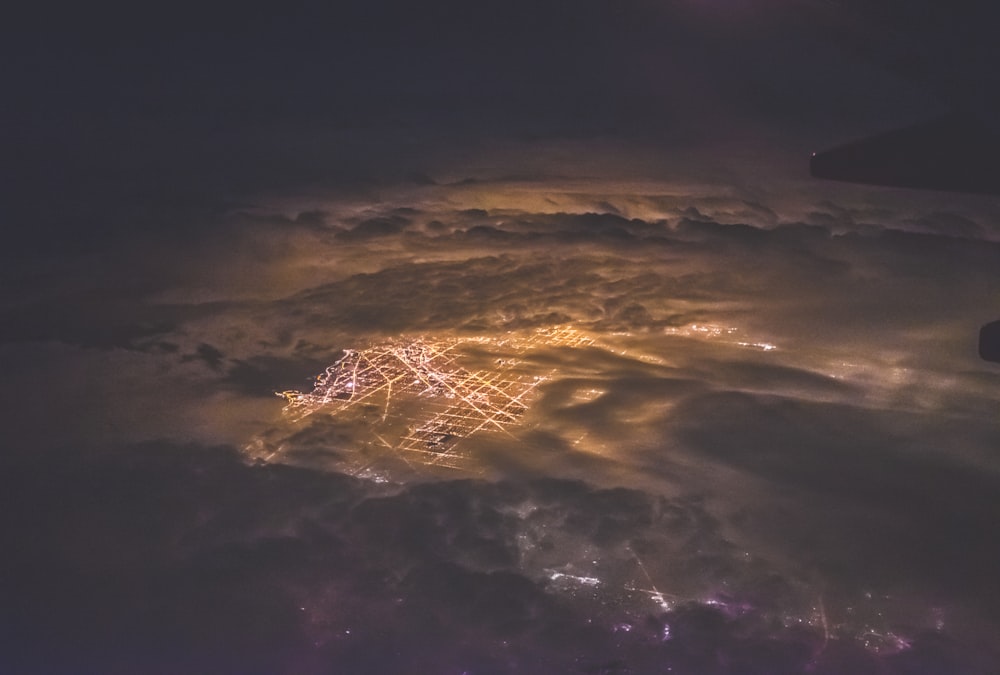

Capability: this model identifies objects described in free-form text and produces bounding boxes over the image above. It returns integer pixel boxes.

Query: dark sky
[3,0,962,252]
[2,2,1000,674]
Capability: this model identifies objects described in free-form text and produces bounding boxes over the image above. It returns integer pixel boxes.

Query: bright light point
[649,591,673,612]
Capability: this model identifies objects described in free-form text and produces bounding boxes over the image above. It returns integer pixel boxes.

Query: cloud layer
[3,152,999,672]
[3,441,992,674]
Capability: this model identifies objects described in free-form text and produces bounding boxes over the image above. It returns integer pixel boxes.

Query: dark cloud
[670,391,1000,618]
[182,343,226,371]
[691,359,861,399]
[223,354,332,397]
[5,442,992,674]
[339,215,413,241]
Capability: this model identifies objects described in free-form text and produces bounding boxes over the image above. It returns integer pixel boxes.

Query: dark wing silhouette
[810,113,1000,196]
[807,4,1000,363]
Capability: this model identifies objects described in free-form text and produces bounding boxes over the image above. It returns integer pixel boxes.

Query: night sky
[3,2,1000,673]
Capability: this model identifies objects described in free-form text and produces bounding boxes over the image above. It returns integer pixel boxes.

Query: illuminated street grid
[279,326,595,470]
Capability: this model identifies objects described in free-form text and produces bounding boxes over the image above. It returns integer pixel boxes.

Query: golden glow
[272,326,595,471]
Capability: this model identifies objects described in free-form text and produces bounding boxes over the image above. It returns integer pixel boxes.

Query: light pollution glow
[243,321,951,658]
[257,323,782,476]
[8,156,995,670]
[263,326,595,472]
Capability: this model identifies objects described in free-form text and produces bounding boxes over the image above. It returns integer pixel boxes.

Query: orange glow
[273,326,595,470]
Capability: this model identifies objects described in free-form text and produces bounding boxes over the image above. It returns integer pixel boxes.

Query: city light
[274,326,595,470]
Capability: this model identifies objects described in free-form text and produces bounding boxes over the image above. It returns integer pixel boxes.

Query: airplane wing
[810,112,1000,196]
[810,113,1000,363]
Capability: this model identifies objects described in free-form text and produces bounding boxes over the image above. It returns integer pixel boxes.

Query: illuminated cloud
[3,3,1000,670]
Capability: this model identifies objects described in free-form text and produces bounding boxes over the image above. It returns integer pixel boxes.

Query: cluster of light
[665,323,778,352]
[858,629,913,655]
[737,341,777,351]
[537,542,917,659]
[277,326,595,470]
[627,547,676,611]
[684,323,737,337]
[547,571,601,587]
